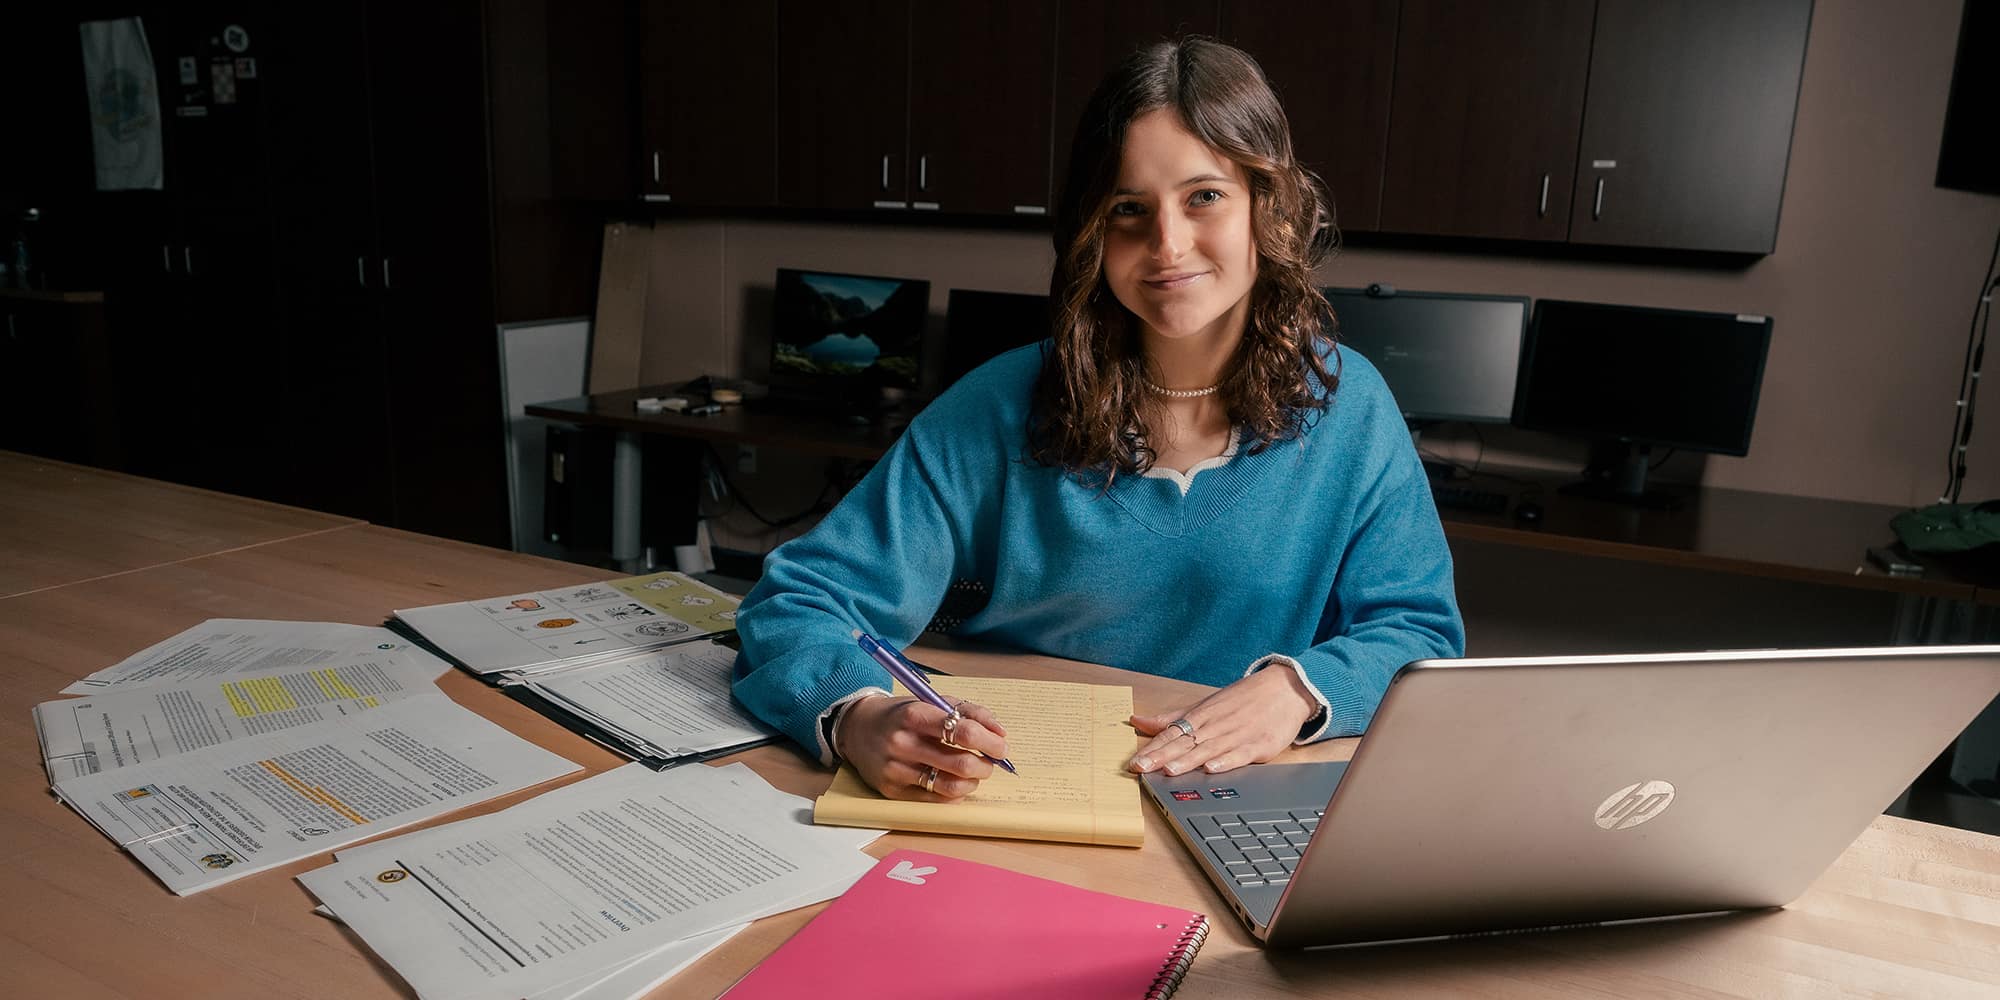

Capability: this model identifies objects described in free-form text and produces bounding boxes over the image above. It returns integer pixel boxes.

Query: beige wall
[632,0,2000,542]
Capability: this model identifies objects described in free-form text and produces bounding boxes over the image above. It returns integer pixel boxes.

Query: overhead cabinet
[649,1,1814,256]
[775,1,1058,216]
[1378,0,1596,242]
[1567,0,1814,255]
[908,2,1059,216]
[1222,0,1399,233]
[80,2,510,546]
[641,1,777,208]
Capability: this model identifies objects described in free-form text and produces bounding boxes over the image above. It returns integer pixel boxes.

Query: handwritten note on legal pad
[812,675,1144,847]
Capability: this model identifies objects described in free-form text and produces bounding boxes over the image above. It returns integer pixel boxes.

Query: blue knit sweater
[732,344,1465,760]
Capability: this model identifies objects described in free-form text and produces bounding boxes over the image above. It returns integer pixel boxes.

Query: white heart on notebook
[886,861,937,885]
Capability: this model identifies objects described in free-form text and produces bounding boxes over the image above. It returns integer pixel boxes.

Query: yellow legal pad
[812,675,1145,847]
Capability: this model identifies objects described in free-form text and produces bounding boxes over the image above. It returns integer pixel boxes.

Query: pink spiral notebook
[723,849,1211,999]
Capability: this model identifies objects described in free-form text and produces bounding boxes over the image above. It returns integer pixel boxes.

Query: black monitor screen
[772,268,930,391]
[943,289,1050,389]
[1326,288,1528,424]
[1515,299,1773,456]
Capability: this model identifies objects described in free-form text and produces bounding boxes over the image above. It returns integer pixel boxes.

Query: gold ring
[920,766,939,793]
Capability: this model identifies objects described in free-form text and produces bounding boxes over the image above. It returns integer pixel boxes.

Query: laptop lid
[1244,646,2000,948]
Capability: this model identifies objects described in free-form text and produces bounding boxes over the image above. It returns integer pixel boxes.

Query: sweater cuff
[816,687,891,767]
[1245,653,1332,744]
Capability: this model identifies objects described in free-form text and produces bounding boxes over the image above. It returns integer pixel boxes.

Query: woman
[732,38,1463,801]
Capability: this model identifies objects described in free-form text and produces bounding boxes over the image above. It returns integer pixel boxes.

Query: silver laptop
[1142,646,2000,948]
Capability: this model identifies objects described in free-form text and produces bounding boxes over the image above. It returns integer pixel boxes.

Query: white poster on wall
[80,18,164,191]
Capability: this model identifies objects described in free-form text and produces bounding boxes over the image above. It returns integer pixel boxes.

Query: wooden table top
[0,451,361,599]
[4,520,2000,997]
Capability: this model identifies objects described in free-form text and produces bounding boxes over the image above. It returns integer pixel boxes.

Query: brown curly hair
[1029,37,1339,487]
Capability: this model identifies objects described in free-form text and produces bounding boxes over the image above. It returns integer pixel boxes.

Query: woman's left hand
[1128,666,1318,776]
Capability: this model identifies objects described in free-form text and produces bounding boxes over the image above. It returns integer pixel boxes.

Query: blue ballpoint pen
[854,631,1019,774]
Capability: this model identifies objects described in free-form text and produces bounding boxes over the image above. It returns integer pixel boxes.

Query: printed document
[52,690,579,894]
[298,762,880,1000]
[314,905,748,1000]
[392,571,740,676]
[36,659,432,782]
[60,619,443,695]
[522,640,775,760]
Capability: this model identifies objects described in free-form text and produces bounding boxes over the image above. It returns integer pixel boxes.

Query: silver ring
[920,766,939,793]
[940,714,967,751]
[1170,718,1196,740]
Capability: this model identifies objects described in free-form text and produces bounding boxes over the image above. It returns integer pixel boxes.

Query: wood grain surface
[3,514,1998,997]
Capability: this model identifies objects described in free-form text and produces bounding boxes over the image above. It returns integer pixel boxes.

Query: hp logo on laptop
[1595,780,1677,831]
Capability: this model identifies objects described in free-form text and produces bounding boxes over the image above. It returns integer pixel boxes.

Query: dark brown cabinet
[1222,0,1399,233]
[1378,0,1596,242]
[641,1,777,208]
[908,2,1059,216]
[774,1,1061,216]
[64,3,511,545]
[776,0,911,211]
[1567,0,1813,255]
[0,295,120,467]
[83,4,287,501]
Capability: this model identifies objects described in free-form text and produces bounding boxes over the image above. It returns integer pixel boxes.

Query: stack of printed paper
[51,690,581,894]
[391,571,742,678]
[393,572,778,769]
[35,619,452,781]
[299,762,883,1000]
[34,618,580,894]
[508,639,778,768]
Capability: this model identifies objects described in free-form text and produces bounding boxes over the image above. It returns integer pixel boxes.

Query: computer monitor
[1325,286,1528,425]
[770,268,930,403]
[942,289,1050,390]
[1514,298,1773,509]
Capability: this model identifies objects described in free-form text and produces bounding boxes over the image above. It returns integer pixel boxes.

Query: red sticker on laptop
[1170,790,1202,801]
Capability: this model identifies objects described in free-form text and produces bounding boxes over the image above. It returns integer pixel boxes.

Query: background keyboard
[1431,482,1509,514]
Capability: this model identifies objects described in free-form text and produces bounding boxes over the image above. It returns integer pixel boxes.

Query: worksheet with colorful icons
[393,571,741,677]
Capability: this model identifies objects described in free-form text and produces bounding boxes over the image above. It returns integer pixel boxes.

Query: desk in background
[526,387,1974,618]
[4,466,2000,997]
[527,387,914,570]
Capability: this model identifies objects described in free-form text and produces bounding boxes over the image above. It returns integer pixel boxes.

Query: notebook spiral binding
[1145,914,1211,999]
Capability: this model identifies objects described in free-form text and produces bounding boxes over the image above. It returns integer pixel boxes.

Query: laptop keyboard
[1184,808,1322,887]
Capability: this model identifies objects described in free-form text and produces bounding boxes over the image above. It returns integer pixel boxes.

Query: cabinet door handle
[1592,177,1605,221]
[652,151,661,184]
[382,257,394,290]
[6,313,16,340]
[1538,174,1550,218]
[183,246,194,275]
[357,257,369,287]
[162,245,173,273]
[881,155,890,192]
[919,155,928,192]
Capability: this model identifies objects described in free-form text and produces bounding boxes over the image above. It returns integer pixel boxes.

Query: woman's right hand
[836,695,1010,802]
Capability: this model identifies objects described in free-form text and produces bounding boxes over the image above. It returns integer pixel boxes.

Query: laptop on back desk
[1141,645,2000,947]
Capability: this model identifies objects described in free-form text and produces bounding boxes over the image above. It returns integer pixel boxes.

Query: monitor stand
[1557,441,1686,511]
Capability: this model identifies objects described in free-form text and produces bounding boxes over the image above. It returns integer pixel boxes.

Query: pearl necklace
[1144,379,1220,398]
